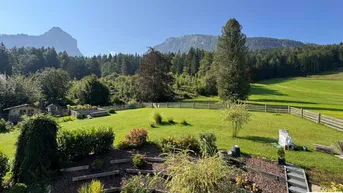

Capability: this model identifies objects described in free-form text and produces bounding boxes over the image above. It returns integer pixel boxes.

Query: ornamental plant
[123,129,148,148]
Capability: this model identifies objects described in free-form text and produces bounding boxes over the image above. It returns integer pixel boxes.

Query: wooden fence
[142,102,289,113]
[289,107,343,131]
[142,102,343,132]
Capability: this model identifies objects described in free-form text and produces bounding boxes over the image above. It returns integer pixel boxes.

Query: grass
[1,108,342,183]
[186,68,343,118]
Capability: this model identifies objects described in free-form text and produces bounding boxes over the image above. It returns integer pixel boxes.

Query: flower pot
[278,157,286,165]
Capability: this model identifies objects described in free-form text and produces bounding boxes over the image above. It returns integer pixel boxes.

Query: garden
[0,105,343,193]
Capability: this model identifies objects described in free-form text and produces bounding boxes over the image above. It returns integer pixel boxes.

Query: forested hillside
[0,40,343,107]
[153,35,305,53]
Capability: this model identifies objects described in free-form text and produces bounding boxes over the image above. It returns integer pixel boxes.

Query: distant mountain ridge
[153,34,305,53]
[0,27,83,56]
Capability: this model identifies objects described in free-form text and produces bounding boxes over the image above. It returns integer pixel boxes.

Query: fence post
[193,102,195,109]
[151,103,153,108]
[288,106,290,114]
[208,103,210,109]
[317,113,321,124]
[265,104,267,112]
[166,102,168,108]
[179,102,181,108]
[301,108,304,118]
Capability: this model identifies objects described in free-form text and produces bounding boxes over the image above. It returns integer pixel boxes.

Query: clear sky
[0,0,342,56]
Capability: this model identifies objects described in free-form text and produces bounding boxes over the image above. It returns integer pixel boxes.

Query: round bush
[132,154,145,169]
[108,108,116,114]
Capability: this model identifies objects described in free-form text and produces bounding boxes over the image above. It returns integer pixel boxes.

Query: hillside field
[1,108,343,183]
[189,69,343,118]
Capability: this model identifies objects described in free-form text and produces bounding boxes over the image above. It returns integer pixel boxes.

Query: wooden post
[179,102,181,108]
[265,104,267,112]
[166,102,168,108]
[193,102,195,108]
[317,113,321,124]
[208,103,210,109]
[288,106,290,114]
[151,103,153,108]
[301,108,304,118]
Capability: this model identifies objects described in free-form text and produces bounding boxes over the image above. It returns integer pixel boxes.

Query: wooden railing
[142,102,343,132]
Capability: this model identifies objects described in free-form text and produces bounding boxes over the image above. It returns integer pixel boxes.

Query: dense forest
[1,39,343,111]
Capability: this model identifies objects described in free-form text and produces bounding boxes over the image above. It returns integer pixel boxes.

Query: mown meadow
[1,108,342,183]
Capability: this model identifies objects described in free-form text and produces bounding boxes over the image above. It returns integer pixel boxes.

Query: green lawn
[2,108,342,183]
[187,69,343,118]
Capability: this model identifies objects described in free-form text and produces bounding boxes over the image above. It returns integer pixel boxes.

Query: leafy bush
[176,135,200,152]
[91,159,103,171]
[164,151,239,193]
[78,180,104,193]
[151,111,162,125]
[13,115,59,184]
[108,108,116,114]
[132,154,145,169]
[180,118,188,126]
[221,102,250,138]
[0,119,7,133]
[321,182,343,192]
[77,114,86,119]
[167,117,175,124]
[199,133,217,157]
[0,152,9,187]
[160,136,178,152]
[120,129,148,148]
[121,174,163,193]
[7,183,28,193]
[58,116,76,123]
[57,127,115,162]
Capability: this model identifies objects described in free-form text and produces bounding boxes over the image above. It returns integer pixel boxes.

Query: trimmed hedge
[57,127,115,162]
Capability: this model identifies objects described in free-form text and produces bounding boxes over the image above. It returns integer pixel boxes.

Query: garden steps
[72,170,120,182]
[285,165,309,193]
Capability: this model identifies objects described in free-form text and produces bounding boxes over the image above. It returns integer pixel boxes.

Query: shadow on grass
[250,85,287,96]
[249,98,317,105]
[237,136,278,144]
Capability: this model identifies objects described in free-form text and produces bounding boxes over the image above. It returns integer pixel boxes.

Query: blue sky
[0,0,342,56]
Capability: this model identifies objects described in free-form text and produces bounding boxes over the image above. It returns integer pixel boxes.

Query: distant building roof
[3,104,40,111]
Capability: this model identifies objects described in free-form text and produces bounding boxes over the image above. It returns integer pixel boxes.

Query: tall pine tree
[214,18,250,101]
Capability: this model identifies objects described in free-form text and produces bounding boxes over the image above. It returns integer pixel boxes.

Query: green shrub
[60,116,76,123]
[77,114,86,119]
[199,133,217,157]
[160,136,178,152]
[164,152,239,193]
[177,135,200,152]
[91,159,103,171]
[121,174,162,193]
[167,117,175,124]
[132,154,145,169]
[0,119,7,133]
[151,111,162,125]
[13,115,59,184]
[57,127,115,162]
[108,108,116,114]
[221,102,250,138]
[78,180,104,193]
[7,183,28,193]
[0,152,9,187]
[180,118,188,126]
[120,129,148,148]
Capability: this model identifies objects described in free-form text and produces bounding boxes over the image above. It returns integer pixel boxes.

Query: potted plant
[278,148,286,165]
